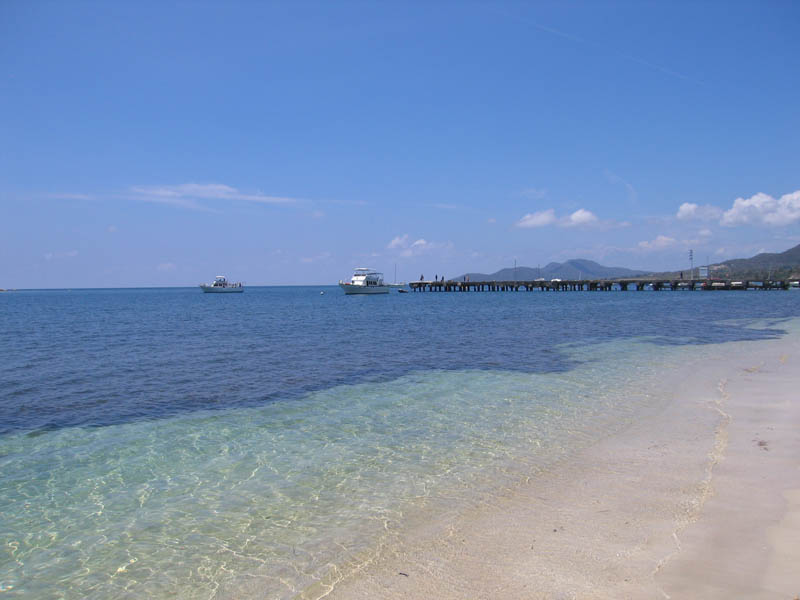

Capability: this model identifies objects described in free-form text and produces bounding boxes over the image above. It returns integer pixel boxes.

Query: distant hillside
[647,243,800,280]
[460,259,647,281]
[455,244,800,282]
[715,243,800,278]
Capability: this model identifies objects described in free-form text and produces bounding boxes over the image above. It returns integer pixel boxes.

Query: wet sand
[311,329,800,599]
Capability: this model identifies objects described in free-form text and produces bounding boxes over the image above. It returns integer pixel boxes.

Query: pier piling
[408,279,790,293]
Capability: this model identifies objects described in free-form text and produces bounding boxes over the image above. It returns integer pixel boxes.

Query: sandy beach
[311,327,800,599]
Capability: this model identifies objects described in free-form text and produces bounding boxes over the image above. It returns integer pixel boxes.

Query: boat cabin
[349,268,385,286]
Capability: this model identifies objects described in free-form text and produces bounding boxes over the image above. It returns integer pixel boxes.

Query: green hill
[714,243,800,279]
[647,243,800,280]
[456,244,800,282]
[460,259,647,281]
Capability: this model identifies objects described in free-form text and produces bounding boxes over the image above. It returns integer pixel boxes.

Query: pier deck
[409,279,794,292]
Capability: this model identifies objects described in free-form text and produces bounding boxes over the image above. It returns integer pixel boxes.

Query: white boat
[339,268,390,294]
[200,275,244,293]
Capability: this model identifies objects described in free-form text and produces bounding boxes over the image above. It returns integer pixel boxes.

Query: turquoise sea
[1,287,797,598]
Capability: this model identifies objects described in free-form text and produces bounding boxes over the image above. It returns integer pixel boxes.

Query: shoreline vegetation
[307,327,800,600]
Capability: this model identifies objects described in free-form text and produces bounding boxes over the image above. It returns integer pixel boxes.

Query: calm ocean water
[1,287,798,598]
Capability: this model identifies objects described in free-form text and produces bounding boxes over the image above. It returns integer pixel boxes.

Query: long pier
[409,279,795,292]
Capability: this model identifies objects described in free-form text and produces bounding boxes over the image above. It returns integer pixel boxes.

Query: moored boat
[339,268,390,294]
[200,275,244,293]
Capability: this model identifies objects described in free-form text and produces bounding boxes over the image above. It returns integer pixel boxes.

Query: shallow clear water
[1,287,797,597]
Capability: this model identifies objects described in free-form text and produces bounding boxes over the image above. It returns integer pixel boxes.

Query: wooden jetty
[409,278,795,292]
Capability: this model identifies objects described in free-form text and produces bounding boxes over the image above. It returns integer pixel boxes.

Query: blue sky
[2,1,799,287]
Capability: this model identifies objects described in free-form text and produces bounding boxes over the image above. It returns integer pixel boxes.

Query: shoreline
[655,338,800,598]
[307,326,800,599]
[4,314,798,598]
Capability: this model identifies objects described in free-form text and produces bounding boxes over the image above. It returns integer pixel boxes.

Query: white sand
[308,328,800,599]
[655,344,800,599]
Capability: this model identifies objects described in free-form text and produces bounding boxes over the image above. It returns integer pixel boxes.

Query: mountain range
[457,243,800,281]
[460,259,647,281]
[648,243,800,280]
[712,243,800,278]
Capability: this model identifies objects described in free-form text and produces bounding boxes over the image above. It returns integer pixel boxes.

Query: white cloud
[637,235,677,251]
[398,238,453,258]
[134,194,209,211]
[720,190,800,226]
[564,209,598,227]
[676,203,697,219]
[130,183,297,210]
[44,250,78,261]
[698,228,712,237]
[516,208,599,228]
[516,209,557,228]
[310,210,325,219]
[401,239,430,257]
[156,262,176,272]
[388,233,451,257]
[387,234,410,249]
[487,218,496,224]
[107,225,117,233]
[676,202,723,221]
